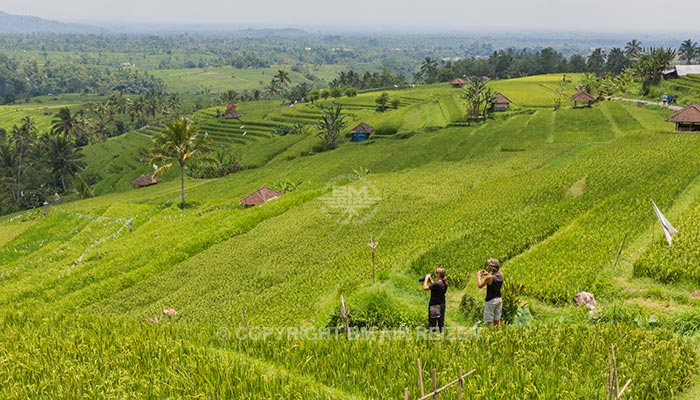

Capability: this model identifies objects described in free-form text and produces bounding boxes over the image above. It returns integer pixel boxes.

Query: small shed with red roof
[130,174,161,188]
[666,104,700,132]
[239,187,282,206]
[493,93,512,112]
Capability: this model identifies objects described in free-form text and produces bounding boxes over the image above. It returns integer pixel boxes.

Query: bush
[326,287,423,329]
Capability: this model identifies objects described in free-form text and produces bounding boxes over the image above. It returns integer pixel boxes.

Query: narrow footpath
[612,97,683,111]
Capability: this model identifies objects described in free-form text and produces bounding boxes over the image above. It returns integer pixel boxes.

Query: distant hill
[0,10,103,34]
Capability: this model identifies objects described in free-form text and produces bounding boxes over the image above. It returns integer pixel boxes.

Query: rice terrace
[2,2,700,399]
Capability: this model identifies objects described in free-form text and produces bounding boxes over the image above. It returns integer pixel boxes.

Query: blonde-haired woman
[477,258,503,327]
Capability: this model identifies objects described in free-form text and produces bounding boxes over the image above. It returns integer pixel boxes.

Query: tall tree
[316,104,347,150]
[9,116,37,202]
[605,48,630,75]
[586,48,607,76]
[51,107,83,141]
[44,135,86,192]
[149,118,213,206]
[420,57,439,84]
[635,47,677,94]
[679,39,699,64]
[273,70,291,88]
[625,39,643,59]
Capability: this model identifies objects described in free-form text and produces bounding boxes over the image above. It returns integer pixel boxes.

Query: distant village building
[666,104,700,132]
[450,78,466,88]
[663,65,700,80]
[130,174,161,188]
[350,123,374,142]
[571,91,596,108]
[492,93,512,112]
[239,187,282,206]
[224,103,241,119]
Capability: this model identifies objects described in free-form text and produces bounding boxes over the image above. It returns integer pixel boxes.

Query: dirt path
[612,97,683,111]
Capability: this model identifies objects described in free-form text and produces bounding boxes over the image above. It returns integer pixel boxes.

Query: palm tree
[635,47,677,94]
[316,104,347,150]
[420,57,439,83]
[44,135,86,192]
[149,118,214,205]
[274,70,291,88]
[51,107,83,141]
[624,39,642,59]
[679,39,698,64]
[10,116,37,201]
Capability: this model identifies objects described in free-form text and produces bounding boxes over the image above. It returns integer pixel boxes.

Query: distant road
[612,97,683,111]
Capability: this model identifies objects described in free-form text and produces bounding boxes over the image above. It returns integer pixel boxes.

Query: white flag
[651,200,678,246]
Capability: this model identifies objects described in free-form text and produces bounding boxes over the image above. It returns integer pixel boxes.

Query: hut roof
[130,174,161,187]
[224,111,241,119]
[571,91,596,102]
[450,78,466,85]
[239,186,282,206]
[351,123,374,134]
[494,93,511,104]
[666,104,700,123]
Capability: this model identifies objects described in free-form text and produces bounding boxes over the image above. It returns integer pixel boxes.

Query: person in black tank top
[423,267,448,333]
[477,258,504,327]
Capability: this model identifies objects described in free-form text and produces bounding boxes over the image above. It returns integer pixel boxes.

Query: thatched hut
[666,104,700,132]
[450,78,466,88]
[571,91,596,108]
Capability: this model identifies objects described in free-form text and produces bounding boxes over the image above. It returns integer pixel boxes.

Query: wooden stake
[431,369,437,399]
[417,358,425,398]
[340,294,349,340]
[457,366,463,400]
[616,378,632,400]
[403,387,409,400]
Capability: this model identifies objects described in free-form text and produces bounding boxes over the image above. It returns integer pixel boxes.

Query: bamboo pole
[612,233,628,269]
[417,358,425,398]
[616,379,632,399]
[431,369,437,399]
[417,369,476,400]
[403,387,409,400]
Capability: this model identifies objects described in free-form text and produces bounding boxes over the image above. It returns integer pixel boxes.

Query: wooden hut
[224,103,241,119]
[130,174,161,188]
[666,104,700,132]
[350,123,374,142]
[239,187,282,207]
[571,91,596,108]
[450,78,466,88]
[492,93,512,112]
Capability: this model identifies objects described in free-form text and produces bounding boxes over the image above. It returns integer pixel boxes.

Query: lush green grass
[3,74,700,399]
[489,73,583,108]
[151,64,354,94]
[0,101,82,132]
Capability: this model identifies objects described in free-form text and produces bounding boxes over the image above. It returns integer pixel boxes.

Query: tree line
[0,53,166,104]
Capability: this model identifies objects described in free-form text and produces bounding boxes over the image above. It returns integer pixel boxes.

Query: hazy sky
[1,0,699,33]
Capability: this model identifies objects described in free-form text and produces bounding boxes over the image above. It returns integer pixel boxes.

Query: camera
[418,275,431,282]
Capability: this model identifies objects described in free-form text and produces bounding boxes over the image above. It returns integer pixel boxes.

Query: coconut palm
[624,39,642,59]
[149,118,214,205]
[679,39,698,64]
[51,107,83,140]
[420,57,439,83]
[273,70,291,88]
[44,135,86,192]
